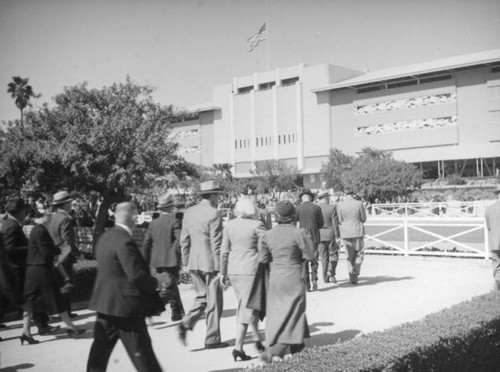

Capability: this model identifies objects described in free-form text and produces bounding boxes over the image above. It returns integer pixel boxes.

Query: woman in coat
[258,200,315,362]
[21,207,85,345]
[220,196,266,361]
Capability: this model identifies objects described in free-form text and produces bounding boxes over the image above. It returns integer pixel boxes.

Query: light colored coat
[180,199,223,273]
[337,199,367,239]
[485,200,500,251]
[220,217,266,276]
[319,202,340,242]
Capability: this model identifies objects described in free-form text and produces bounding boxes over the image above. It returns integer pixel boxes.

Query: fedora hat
[298,188,315,200]
[52,191,72,206]
[317,190,331,199]
[275,200,295,218]
[157,193,176,209]
[199,180,223,195]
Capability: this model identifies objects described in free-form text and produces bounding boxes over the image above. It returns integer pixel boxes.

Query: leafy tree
[7,76,40,131]
[251,159,300,198]
[320,148,354,191]
[211,163,233,181]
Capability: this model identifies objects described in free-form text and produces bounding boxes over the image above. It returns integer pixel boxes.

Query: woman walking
[220,196,266,361]
[21,207,85,345]
[258,200,314,363]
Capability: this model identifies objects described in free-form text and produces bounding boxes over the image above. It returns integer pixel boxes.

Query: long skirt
[23,265,63,314]
[229,274,259,324]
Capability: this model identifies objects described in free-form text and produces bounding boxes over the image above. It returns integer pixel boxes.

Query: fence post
[403,218,409,257]
[484,217,489,260]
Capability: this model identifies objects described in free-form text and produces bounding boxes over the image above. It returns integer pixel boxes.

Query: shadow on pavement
[0,363,35,372]
[317,275,414,291]
[308,329,362,348]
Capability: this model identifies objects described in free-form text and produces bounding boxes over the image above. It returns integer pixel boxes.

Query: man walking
[87,202,163,372]
[142,194,185,321]
[337,190,367,284]
[317,190,341,284]
[178,180,228,349]
[295,188,323,291]
[48,191,79,316]
[485,185,500,291]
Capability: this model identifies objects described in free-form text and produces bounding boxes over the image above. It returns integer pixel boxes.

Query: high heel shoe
[232,349,251,361]
[66,328,86,338]
[20,333,40,345]
[255,341,265,352]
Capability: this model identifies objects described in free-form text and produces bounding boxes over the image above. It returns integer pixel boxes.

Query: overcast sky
[1,0,500,123]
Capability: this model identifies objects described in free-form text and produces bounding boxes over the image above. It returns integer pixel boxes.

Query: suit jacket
[180,199,223,273]
[319,202,340,242]
[142,213,179,268]
[295,201,324,244]
[220,217,266,276]
[26,224,60,266]
[337,199,367,239]
[48,210,79,264]
[485,200,500,251]
[89,226,158,318]
[0,216,28,272]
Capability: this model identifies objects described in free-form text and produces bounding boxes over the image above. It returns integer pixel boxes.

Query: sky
[1,0,500,123]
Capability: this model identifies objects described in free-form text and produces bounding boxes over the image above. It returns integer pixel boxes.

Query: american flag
[247,22,267,52]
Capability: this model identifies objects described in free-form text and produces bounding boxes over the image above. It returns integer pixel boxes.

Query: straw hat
[199,180,223,195]
[51,191,72,206]
[157,194,176,209]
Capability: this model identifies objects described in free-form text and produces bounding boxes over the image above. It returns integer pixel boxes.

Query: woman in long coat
[258,200,314,362]
[21,207,85,344]
[220,196,266,361]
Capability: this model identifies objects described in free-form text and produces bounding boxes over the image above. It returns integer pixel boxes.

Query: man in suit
[178,180,228,349]
[142,194,185,322]
[337,190,367,284]
[485,185,500,291]
[295,188,324,291]
[48,191,80,316]
[317,190,341,284]
[87,202,163,372]
[0,198,58,334]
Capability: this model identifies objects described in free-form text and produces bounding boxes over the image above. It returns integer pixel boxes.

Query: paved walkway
[0,255,494,372]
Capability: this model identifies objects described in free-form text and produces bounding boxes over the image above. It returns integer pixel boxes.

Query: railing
[369,201,494,218]
[364,217,488,259]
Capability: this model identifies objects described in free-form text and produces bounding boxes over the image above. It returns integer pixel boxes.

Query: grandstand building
[172,49,500,188]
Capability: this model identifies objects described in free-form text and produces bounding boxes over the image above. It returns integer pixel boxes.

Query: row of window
[356,73,453,94]
[235,77,299,95]
[234,133,297,149]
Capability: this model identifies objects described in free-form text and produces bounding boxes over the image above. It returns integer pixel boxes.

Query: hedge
[251,291,500,372]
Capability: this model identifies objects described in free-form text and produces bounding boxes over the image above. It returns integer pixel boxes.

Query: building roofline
[312,49,500,93]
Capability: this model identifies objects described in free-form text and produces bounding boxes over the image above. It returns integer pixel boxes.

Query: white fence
[369,201,494,218]
[364,217,488,259]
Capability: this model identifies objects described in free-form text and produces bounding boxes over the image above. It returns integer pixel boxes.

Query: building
[171,49,500,189]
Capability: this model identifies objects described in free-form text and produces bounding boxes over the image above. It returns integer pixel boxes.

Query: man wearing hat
[485,185,500,291]
[295,188,323,291]
[142,193,185,321]
[48,191,80,317]
[317,190,341,284]
[178,180,228,349]
[337,189,367,284]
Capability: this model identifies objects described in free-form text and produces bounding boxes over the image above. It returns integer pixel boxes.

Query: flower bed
[252,291,500,371]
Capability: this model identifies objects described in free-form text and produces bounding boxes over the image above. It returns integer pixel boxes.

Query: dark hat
[298,188,315,200]
[199,180,223,195]
[52,191,72,206]
[5,198,26,214]
[317,190,331,199]
[157,193,176,209]
[275,200,296,218]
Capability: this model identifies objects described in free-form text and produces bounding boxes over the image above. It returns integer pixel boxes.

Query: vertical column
[229,92,236,170]
[296,80,304,171]
[272,85,279,160]
[250,89,256,168]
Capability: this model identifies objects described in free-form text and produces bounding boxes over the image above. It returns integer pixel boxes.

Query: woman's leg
[235,322,248,351]
[22,311,32,336]
[59,311,79,330]
[249,320,262,342]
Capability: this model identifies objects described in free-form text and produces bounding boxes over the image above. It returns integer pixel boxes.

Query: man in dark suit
[48,191,80,316]
[296,188,324,291]
[317,190,341,284]
[485,185,500,291]
[87,202,163,372]
[337,190,367,284]
[142,194,185,321]
[0,198,58,334]
[178,180,228,349]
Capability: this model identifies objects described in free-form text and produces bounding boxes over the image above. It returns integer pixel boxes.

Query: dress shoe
[20,333,40,345]
[255,341,265,353]
[232,349,251,361]
[329,276,337,284]
[178,324,188,346]
[171,313,184,322]
[0,323,7,329]
[38,325,61,335]
[312,281,318,291]
[66,328,86,338]
[205,342,229,349]
[69,312,78,318]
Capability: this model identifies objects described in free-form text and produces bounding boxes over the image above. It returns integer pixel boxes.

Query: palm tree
[7,76,39,131]
[212,163,233,181]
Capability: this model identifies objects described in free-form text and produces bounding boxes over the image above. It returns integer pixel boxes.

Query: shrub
[251,291,500,372]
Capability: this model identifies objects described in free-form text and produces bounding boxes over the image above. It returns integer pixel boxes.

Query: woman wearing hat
[258,200,315,363]
[21,206,85,344]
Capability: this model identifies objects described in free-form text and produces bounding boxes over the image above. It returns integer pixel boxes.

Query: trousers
[153,267,185,318]
[343,237,365,284]
[318,239,340,282]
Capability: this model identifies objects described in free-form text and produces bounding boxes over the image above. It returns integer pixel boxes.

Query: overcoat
[295,201,324,244]
[47,210,79,264]
[142,213,179,268]
[259,224,314,345]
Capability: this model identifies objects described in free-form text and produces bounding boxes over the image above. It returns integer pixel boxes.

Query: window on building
[259,82,276,90]
[418,73,452,84]
[387,79,418,89]
[238,86,253,94]
[492,66,500,74]
[281,77,299,86]
[357,84,385,94]
[309,174,316,183]
[278,135,281,144]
